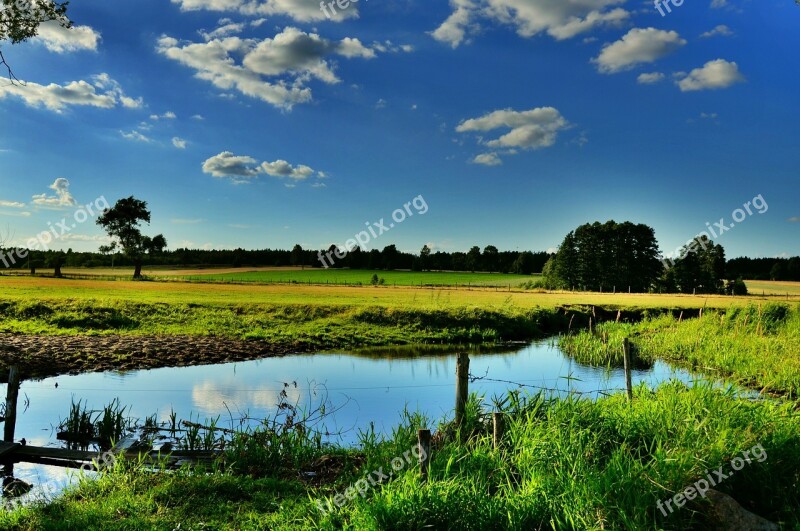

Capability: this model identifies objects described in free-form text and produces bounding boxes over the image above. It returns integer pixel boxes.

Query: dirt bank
[0,334,301,380]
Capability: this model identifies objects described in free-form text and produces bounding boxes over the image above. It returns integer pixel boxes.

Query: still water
[1,340,696,505]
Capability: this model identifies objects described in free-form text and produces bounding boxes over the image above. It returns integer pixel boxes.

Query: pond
[1,339,697,507]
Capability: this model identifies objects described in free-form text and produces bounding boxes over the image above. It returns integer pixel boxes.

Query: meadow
[2,274,800,529]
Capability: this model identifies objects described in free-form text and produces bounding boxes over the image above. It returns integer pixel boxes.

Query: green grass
[560,303,800,398]
[175,269,539,287]
[3,383,799,530]
[0,298,569,345]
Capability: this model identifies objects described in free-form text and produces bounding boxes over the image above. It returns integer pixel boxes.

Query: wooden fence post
[4,366,20,443]
[622,339,633,402]
[455,353,470,429]
[418,429,431,483]
[492,412,504,449]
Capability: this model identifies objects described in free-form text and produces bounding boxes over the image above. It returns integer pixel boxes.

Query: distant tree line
[0,245,552,275]
[727,257,800,281]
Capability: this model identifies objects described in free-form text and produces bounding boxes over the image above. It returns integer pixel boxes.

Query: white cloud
[202,151,261,179]
[172,137,188,149]
[202,151,320,183]
[92,73,144,108]
[594,28,686,74]
[637,72,665,84]
[151,111,177,120]
[700,25,733,38]
[370,40,415,54]
[472,152,502,166]
[677,59,744,92]
[0,200,26,208]
[0,73,144,113]
[431,0,476,48]
[171,0,357,22]
[432,0,629,48]
[34,20,101,52]
[192,114,205,120]
[31,178,77,208]
[0,77,132,112]
[200,21,246,41]
[120,130,153,143]
[260,159,315,180]
[157,29,376,110]
[457,106,570,150]
[711,0,728,8]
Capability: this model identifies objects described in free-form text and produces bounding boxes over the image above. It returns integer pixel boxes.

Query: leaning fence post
[622,338,633,402]
[418,429,431,483]
[454,353,470,429]
[4,366,20,443]
[492,412,504,449]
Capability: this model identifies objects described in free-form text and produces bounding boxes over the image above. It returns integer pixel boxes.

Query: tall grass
[6,383,800,530]
[559,303,800,398]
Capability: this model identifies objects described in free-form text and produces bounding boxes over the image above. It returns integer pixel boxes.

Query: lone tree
[0,0,72,79]
[96,196,167,279]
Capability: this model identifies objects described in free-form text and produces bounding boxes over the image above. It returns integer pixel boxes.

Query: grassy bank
[0,299,572,345]
[560,303,800,399]
[2,383,799,530]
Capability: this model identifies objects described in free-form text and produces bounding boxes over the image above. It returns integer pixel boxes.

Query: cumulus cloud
[171,0,357,22]
[0,76,133,112]
[0,200,26,208]
[677,59,745,92]
[157,28,375,110]
[202,151,261,179]
[34,20,101,52]
[594,28,686,74]
[202,151,321,183]
[432,0,629,48]
[472,153,502,166]
[700,25,733,38]
[172,137,188,149]
[457,106,570,150]
[431,0,477,48]
[31,178,77,207]
[260,160,315,180]
[637,72,665,84]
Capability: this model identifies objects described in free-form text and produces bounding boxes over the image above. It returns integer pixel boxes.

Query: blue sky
[0,0,798,259]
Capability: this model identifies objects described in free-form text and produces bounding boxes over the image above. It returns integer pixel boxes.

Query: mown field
[1,275,795,310]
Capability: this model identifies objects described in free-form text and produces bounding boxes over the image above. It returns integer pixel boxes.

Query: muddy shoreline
[0,333,304,380]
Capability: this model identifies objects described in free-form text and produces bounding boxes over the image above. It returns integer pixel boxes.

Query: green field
[176,269,538,287]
